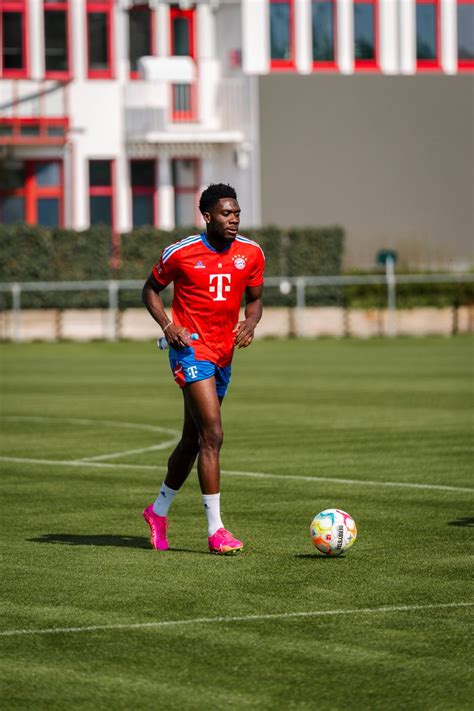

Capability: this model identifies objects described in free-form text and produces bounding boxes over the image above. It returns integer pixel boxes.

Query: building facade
[244,0,473,75]
[0,0,260,233]
[0,1,473,265]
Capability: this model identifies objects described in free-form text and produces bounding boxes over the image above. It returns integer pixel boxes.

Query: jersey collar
[200,232,233,254]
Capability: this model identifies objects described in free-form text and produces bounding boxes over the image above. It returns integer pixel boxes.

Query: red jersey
[152,232,265,367]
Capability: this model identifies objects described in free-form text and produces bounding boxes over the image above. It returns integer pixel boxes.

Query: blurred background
[0,0,473,340]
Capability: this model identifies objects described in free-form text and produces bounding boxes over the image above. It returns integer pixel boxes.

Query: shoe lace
[220,529,236,544]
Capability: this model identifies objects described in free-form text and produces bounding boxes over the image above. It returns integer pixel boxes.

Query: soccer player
[142,183,264,555]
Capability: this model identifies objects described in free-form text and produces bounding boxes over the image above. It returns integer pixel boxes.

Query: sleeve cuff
[152,266,168,286]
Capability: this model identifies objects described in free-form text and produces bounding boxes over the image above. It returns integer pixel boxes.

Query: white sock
[202,493,224,536]
[153,482,178,516]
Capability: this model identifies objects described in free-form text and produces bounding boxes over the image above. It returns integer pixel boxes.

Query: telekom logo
[209,274,231,301]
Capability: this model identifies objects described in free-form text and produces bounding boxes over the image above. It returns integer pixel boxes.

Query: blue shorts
[168,346,232,397]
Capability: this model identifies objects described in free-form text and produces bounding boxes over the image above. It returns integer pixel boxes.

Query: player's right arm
[142,273,191,349]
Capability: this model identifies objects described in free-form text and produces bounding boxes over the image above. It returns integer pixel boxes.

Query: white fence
[0,274,473,342]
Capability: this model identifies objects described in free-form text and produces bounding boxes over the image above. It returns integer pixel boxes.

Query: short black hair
[199,183,237,214]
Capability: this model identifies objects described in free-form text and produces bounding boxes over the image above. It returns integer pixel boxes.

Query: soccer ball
[310,508,357,556]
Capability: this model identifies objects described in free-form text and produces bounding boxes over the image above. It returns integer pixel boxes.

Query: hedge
[0,224,112,309]
[1,224,471,310]
[342,281,474,310]
[0,223,345,309]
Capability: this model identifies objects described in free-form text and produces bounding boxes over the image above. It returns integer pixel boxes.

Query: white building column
[159,156,174,230]
[337,0,354,74]
[242,0,269,74]
[295,0,312,74]
[72,146,88,230]
[197,4,219,128]
[116,152,130,232]
[29,0,44,80]
[379,0,399,73]
[440,0,457,74]
[71,0,86,81]
[399,0,416,74]
[156,3,170,56]
[115,2,128,82]
[63,141,73,227]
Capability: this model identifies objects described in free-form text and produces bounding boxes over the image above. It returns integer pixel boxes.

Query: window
[353,0,378,69]
[44,1,70,77]
[172,158,199,227]
[172,12,194,56]
[0,160,63,226]
[458,1,474,69]
[131,160,156,227]
[129,4,153,78]
[89,160,114,226]
[86,0,113,79]
[312,0,336,67]
[170,7,196,121]
[270,0,294,69]
[1,1,28,77]
[416,0,440,69]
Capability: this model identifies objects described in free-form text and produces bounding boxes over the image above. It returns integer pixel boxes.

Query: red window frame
[170,8,197,122]
[89,159,115,229]
[0,0,28,78]
[457,0,474,71]
[0,117,69,145]
[270,0,296,71]
[415,0,441,71]
[129,3,155,79]
[43,0,71,80]
[172,157,200,226]
[353,0,379,71]
[312,0,337,71]
[0,159,64,226]
[86,0,113,79]
[170,7,196,58]
[130,159,158,227]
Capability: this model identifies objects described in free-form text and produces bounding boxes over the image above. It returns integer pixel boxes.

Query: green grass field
[1,337,473,710]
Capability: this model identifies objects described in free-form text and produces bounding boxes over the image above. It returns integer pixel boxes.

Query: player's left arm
[233,284,263,349]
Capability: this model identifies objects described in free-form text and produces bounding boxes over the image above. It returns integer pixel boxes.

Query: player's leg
[143,397,200,551]
[184,378,243,554]
[164,396,200,490]
[183,377,223,495]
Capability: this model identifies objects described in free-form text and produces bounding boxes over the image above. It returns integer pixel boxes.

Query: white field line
[220,469,474,493]
[79,441,178,462]
[0,602,471,638]
[1,415,179,463]
[2,416,177,436]
[0,455,473,494]
[1,416,472,493]
[0,456,163,470]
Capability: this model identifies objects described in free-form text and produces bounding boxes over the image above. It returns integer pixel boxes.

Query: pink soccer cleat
[143,504,169,551]
[208,528,244,555]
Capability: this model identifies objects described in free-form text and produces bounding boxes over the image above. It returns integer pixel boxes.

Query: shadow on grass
[295,553,346,560]
[28,534,211,555]
[447,518,474,528]
[29,533,151,548]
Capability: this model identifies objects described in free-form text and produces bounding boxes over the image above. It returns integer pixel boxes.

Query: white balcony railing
[0,80,69,146]
[124,78,249,142]
[0,79,68,119]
